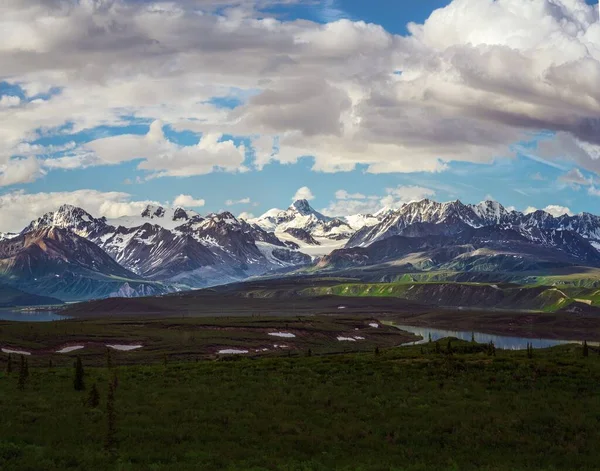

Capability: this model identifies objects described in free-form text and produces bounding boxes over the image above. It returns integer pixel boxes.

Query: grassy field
[0,316,415,367]
[300,280,600,313]
[1,340,600,470]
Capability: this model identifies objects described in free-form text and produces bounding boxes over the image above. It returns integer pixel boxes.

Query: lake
[0,310,70,322]
[388,323,586,350]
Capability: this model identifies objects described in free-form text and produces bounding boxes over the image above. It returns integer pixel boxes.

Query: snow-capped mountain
[346,199,600,249]
[108,205,199,230]
[10,196,600,302]
[0,226,168,300]
[20,204,311,296]
[250,200,355,255]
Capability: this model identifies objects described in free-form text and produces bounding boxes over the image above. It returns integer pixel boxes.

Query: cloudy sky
[1,0,599,231]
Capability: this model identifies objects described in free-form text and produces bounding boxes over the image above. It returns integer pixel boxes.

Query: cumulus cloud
[85,121,247,179]
[524,204,573,217]
[238,211,255,220]
[0,95,21,109]
[173,194,206,208]
[0,0,599,186]
[225,197,251,206]
[322,185,436,216]
[293,186,315,201]
[0,157,43,187]
[0,190,160,232]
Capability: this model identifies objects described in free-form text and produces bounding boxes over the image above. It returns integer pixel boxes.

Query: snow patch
[268,332,296,338]
[2,348,31,355]
[56,345,85,353]
[218,349,248,354]
[369,323,379,328]
[106,344,143,351]
[337,337,357,342]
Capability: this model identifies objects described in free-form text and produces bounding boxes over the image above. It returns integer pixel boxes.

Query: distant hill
[0,284,62,308]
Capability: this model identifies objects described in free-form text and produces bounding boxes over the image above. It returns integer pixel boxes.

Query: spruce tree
[17,356,27,390]
[74,356,85,391]
[88,383,100,408]
[375,346,380,356]
[106,348,113,369]
[471,332,476,343]
[307,348,312,357]
[105,381,117,451]
[428,333,432,344]
[583,340,589,358]
[447,339,453,355]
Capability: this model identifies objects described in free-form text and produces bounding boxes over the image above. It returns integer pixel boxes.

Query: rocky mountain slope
[0,284,63,308]
[348,199,600,251]
[0,227,168,301]
[249,200,355,255]
[19,204,311,298]
[6,196,600,303]
[320,225,600,273]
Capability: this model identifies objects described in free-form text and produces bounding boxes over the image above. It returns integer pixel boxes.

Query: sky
[0,0,600,231]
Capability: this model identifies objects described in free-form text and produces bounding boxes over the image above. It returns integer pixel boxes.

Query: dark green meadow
[2,340,600,470]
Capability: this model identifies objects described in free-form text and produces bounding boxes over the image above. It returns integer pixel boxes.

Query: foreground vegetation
[1,339,600,470]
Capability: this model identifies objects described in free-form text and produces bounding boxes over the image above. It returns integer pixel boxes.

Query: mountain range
[3,197,600,302]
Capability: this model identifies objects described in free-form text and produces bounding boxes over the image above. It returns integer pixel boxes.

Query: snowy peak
[289,199,319,217]
[109,205,199,230]
[23,204,107,238]
[471,200,508,225]
[141,205,166,219]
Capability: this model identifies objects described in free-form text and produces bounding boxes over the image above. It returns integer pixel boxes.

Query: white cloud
[524,206,538,215]
[293,186,315,201]
[0,190,160,232]
[322,185,436,216]
[524,204,573,217]
[0,0,599,186]
[0,157,43,186]
[0,95,21,108]
[173,194,206,208]
[543,205,573,217]
[225,197,251,206]
[85,121,247,179]
[238,211,255,220]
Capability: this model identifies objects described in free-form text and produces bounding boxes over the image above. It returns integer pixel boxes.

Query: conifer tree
[583,340,589,358]
[17,356,27,390]
[74,356,85,391]
[88,383,100,408]
[375,346,380,356]
[471,332,476,343]
[105,381,117,451]
[447,339,453,355]
[106,348,113,368]
[428,333,432,344]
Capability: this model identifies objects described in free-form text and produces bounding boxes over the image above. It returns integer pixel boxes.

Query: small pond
[0,310,70,322]
[388,323,587,350]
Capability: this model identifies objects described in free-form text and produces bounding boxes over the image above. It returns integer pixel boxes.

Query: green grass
[0,316,414,367]
[1,341,600,470]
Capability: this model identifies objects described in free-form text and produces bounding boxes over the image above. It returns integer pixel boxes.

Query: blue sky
[0,0,599,230]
